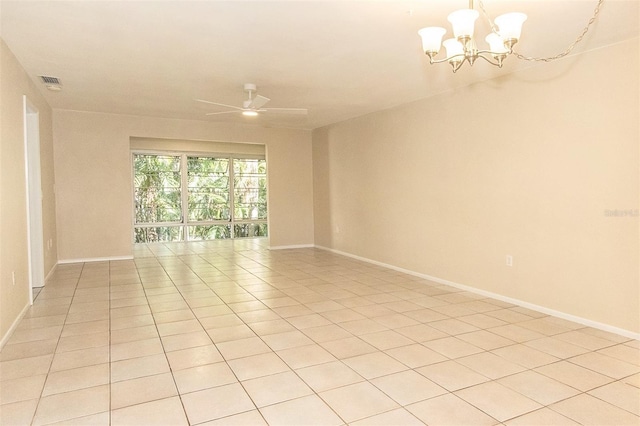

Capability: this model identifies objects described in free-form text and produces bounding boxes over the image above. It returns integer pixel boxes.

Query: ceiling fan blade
[205,110,242,116]
[249,95,270,109]
[195,99,243,110]
[263,107,308,115]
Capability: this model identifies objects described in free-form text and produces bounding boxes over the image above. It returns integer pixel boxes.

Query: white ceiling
[1,0,638,130]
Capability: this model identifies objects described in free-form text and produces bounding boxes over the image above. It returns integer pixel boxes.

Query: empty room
[0,0,638,425]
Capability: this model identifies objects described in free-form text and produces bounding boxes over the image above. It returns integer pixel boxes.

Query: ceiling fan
[196,83,307,117]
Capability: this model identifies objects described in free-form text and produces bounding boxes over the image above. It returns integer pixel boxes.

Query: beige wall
[0,40,57,343]
[53,111,314,261]
[313,39,639,334]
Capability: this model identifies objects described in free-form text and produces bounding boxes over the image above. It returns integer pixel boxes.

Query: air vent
[39,75,61,85]
[39,75,63,91]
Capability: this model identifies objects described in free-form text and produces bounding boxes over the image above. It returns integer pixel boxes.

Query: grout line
[30,262,84,425]
[170,242,348,424]
[6,240,638,425]
[130,253,191,422]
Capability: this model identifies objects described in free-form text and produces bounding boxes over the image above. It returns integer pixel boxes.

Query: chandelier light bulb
[495,12,527,42]
[443,38,464,59]
[447,9,479,40]
[485,33,509,54]
[418,27,447,56]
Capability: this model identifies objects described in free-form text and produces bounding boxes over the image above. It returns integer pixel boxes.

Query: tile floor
[1,238,639,425]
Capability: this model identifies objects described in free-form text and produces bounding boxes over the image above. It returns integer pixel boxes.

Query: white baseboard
[315,245,640,341]
[44,263,57,282]
[1,263,60,349]
[269,244,315,250]
[58,255,134,264]
[0,303,30,351]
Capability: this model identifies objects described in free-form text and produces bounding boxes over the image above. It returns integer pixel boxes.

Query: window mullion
[229,156,235,239]
[180,154,189,240]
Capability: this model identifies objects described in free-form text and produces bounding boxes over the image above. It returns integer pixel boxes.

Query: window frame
[131,149,268,243]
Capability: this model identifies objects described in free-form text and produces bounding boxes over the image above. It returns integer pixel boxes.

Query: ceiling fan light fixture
[196,83,307,118]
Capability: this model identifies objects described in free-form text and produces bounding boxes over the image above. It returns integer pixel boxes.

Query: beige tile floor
[1,238,639,425]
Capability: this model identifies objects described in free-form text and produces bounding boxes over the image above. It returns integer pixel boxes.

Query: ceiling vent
[39,75,63,91]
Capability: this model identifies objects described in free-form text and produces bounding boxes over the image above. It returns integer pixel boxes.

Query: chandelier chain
[478,0,604,62]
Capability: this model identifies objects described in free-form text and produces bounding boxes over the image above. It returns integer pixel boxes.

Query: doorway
[23,96,45,303]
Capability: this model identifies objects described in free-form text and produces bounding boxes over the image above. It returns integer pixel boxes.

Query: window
[187,157,231,240]
[233,159,268,238]
[133,154,183,242]
[133,153,267,243]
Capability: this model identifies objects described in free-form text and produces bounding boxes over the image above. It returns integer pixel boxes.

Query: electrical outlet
[506,255,513,267]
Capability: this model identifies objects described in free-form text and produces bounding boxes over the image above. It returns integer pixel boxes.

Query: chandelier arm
[476,49,511,57]
[428,54,466,65]
[478,0,605,62]
[430,50,507,70]
[474,53,505,67]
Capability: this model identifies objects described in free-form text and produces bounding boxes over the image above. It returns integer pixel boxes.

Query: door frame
[23,95,45,303]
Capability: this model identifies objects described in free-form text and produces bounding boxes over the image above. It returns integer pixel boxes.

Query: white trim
[23,96,45,302]
[315,245,640,340]
[58,255,134,264]
[44,263,57,284]
[131,148,266,161]
[0,303,30,351]
[269,244,315,250]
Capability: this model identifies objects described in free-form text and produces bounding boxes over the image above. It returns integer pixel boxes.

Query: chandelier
[418,0,604,73]
[418,0,525,72]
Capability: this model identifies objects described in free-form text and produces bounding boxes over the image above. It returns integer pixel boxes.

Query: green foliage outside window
[188,157,230,222]
[234,159,268,221]
[134,154,267,243]
[134,155,182,242]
